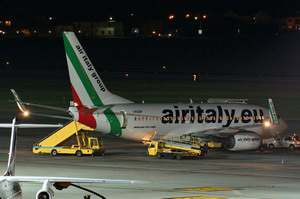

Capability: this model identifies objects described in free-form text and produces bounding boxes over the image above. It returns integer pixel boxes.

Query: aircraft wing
[199,125,262,137]
[0,176,147,184]
[166,124,263,138]
[0,123,63,128]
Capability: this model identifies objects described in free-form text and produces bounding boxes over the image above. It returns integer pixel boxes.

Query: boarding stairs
[33,121,95,148]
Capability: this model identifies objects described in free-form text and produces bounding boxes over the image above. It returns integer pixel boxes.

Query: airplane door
[120,110,128,129]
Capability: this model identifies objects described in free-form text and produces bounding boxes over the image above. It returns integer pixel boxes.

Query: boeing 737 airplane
[0,117,145,199]
[12,31,288,151]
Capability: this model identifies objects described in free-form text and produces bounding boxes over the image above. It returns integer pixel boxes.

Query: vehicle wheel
[289,145,295,150]
[51,150,58,156]
[269,144,275,149]
[176,154,182,160]
[157,153,162,159]
[76,150,83,157]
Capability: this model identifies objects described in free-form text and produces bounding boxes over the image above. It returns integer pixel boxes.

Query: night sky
[2,0,300,25]
[2,0,300,78]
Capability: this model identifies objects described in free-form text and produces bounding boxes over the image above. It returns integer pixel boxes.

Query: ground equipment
[147,134,209,160]
[33,121,105,156]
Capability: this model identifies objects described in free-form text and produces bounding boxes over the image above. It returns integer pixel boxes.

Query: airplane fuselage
[71,103,286,141]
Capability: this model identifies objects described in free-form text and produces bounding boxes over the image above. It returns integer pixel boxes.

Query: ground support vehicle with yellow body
[147,135,209,160]
[33,121,105,156]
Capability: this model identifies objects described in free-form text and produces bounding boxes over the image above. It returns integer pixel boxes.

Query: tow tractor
[147,134,209,160]
[33,121,105,156]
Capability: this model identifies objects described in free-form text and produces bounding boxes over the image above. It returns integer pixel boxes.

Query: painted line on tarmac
[164,197,225,199]
[178,187,237,192]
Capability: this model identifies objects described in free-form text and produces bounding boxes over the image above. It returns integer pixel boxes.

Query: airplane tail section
[62,31,132,108]
[268,98,279,124]
[4,117,17,176]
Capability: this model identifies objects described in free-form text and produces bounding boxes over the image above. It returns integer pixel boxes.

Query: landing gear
[259,145,266,152]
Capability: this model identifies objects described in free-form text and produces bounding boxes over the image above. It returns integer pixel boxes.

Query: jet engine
[36,180,54,199]
[223,132,261,151]
[36,188,54,199]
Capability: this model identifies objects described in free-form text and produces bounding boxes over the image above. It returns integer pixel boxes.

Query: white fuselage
[71,103,287,141]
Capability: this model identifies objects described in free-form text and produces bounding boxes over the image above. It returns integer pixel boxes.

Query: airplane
[0,117,146,199]
[11,31,287,151]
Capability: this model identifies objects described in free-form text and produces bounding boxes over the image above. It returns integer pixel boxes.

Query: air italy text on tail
[62,31,133,108]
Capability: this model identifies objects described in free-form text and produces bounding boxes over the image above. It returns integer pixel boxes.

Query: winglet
[4,117,17,176]
[11,89,29,115]
[268,98,279,124]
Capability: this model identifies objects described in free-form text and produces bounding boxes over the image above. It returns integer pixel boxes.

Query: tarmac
[0,111,300,199]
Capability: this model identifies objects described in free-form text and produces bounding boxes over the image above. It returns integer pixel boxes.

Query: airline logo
[162,105,264,127]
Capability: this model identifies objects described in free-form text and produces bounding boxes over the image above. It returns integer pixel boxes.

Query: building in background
[281,16,300,30]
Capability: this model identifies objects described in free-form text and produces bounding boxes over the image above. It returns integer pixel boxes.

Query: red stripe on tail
[70,84,97,129]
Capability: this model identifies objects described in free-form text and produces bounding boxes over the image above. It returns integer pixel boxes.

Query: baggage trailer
[33,121,105,156]
[147,135,208,160]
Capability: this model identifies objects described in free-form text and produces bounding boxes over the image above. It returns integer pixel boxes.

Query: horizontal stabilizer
[8,100,68,112]
[29,113,71,120]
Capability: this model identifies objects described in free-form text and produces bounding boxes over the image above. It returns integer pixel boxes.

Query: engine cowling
[36,188,54,199]
[223,133,261,151]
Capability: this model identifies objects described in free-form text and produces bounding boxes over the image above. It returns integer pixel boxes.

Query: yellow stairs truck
[33,121,105,156]
[147,135,209,160]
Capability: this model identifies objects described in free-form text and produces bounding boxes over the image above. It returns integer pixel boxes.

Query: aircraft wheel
[269,144,275,149]
[76,150,83,157]
[176,154,182,160]
[51,150,58,156]
[289,145,295,150]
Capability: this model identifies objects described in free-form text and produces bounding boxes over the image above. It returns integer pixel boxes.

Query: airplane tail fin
[62,31,132,108]
[4,117,17,176]
[268,98,279,124]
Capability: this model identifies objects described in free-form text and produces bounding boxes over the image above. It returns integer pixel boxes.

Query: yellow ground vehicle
[33,121,105,156]
[147,135,209,160]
